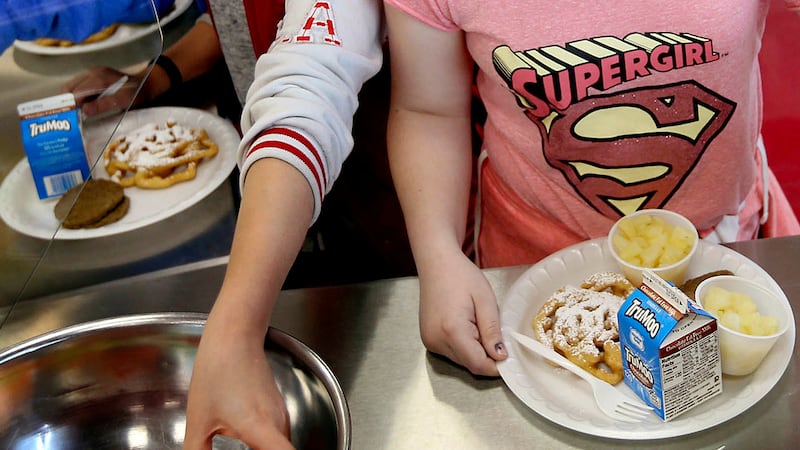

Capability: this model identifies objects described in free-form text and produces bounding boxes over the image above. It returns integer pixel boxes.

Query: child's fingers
[472,281,507,364]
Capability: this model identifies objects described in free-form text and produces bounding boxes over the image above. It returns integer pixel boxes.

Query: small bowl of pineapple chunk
[608,209,698,287]
[695,275,790,376]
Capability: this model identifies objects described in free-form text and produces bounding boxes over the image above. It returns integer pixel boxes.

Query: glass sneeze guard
[0,0,225,333]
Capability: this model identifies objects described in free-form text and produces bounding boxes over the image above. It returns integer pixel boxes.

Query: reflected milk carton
[618,270,722,421]
[18,93,90,199]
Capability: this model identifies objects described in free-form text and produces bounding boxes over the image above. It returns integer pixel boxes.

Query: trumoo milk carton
[18,93,90,199]
[618,270,722,421]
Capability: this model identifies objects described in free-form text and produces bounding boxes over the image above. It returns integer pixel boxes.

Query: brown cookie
[54,179,126,229]
[679,270,735,300]
[82,196,130,228]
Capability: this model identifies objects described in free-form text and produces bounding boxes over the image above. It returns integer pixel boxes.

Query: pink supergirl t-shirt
[386,0,799,266]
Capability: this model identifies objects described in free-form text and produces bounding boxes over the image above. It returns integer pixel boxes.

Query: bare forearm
[387,108,473,274]
[384,2,474,274]
[211,158,314,337]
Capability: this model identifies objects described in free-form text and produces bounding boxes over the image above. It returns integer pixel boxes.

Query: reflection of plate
[497,238,795,440]
[0,106,240,240]
[12,0,192,56]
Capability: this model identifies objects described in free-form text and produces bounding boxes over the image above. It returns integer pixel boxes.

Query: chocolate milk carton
[18,93,90,199]
[618,270,722,421]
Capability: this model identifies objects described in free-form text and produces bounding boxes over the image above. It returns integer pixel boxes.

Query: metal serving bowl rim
[0,311,351,450]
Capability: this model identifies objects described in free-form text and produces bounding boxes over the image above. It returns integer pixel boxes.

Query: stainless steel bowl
[0,312,350,449]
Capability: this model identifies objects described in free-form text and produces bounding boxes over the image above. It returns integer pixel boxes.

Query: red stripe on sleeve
[246,137,325,198]
[268,127,328,187]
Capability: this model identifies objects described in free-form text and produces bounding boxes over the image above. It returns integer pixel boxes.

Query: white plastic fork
[509,330,653,423]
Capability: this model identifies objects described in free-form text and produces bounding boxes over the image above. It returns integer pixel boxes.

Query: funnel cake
[532,272,633,384]
[104,120,218,189]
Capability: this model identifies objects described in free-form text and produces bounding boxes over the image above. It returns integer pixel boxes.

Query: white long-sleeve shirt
[209,0,384,222]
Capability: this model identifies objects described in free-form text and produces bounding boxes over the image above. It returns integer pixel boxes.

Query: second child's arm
[384,2,506,376]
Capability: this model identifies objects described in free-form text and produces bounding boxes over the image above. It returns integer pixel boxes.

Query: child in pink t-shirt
[383,0,800,376]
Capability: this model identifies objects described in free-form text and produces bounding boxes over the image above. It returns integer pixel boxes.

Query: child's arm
[385,2,507,376]
[184,158,311,450]
[184,0,384,447]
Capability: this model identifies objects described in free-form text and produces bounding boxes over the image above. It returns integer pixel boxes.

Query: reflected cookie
[679,270,735,300]
[54,179,129,229]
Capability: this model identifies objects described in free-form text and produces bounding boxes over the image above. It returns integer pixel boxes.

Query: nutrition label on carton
[660,321,722,420]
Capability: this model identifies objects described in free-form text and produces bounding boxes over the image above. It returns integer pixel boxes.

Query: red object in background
[760,4,800,217]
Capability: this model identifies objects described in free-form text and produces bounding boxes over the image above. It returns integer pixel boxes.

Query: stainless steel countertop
[0,236,797,449]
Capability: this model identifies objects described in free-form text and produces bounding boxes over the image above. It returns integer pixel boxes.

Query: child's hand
[184,311,294,450]
[418,251,507,376]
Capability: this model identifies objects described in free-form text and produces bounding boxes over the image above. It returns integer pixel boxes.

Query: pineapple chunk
[732,293,758,314]
[616,218,638,240]
[720,310,741,331]
[659,245,685,266]
[640,244,661,268]
[703,286,732,311]
[669,226,695,252]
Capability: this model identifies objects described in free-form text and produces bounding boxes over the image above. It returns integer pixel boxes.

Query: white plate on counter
[0,106,240,240]
[497,238,795,440]
[13,0,192,56]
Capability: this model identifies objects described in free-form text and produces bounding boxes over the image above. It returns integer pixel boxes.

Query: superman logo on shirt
[492,32,736,218]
